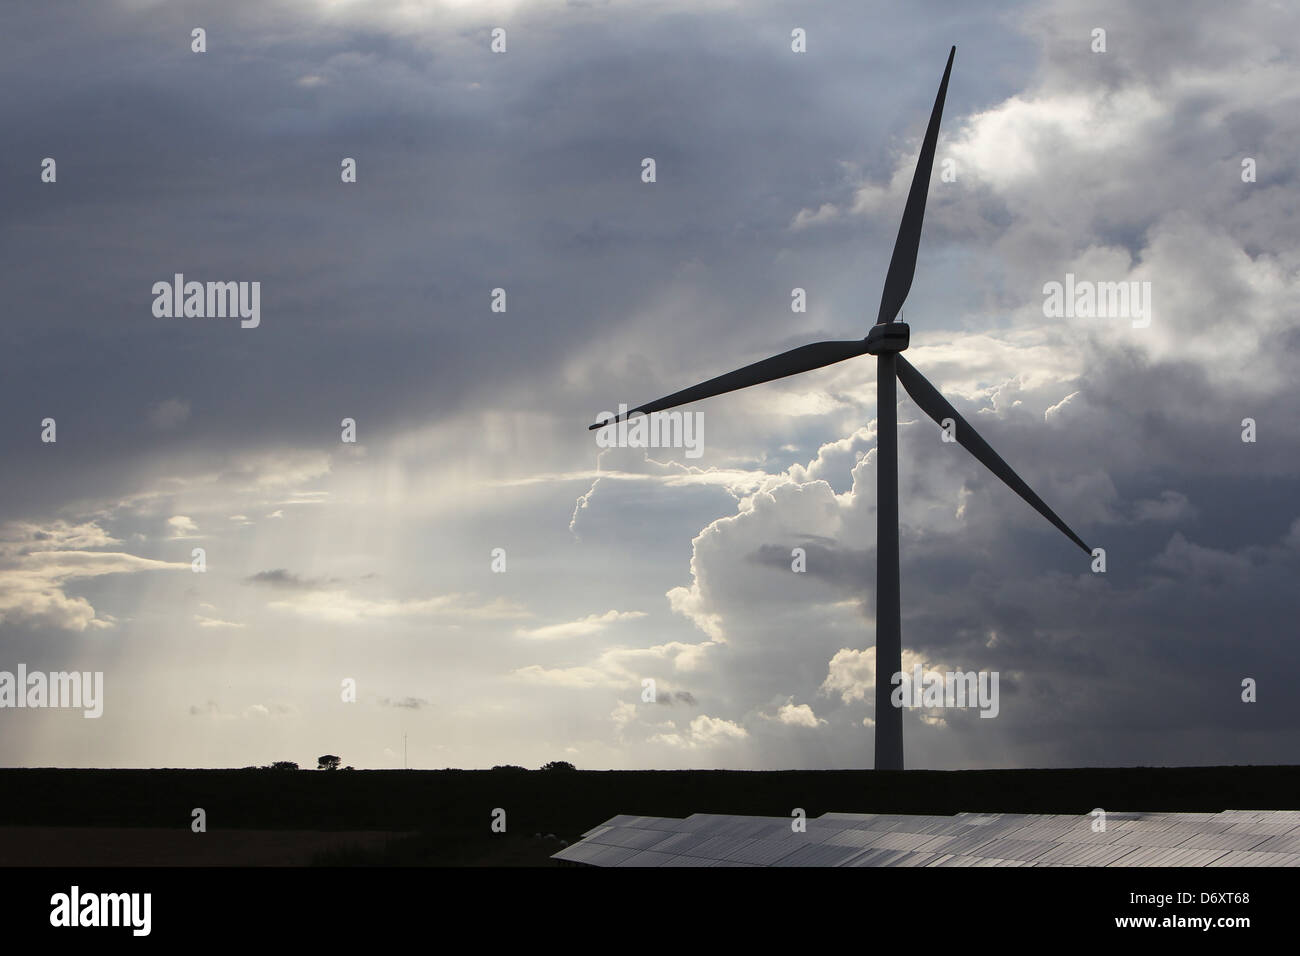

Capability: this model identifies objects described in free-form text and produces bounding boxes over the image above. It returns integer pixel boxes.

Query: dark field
[1,765,1297,866]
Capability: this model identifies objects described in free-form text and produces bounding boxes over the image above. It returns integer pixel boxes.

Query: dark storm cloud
[752,540,872,593]
[378,696,430,710]
[0,0,1031,518]
[4,0,1297,773]
[625,0,1300,769]
[244,568,329,590]
[652,690,698,706]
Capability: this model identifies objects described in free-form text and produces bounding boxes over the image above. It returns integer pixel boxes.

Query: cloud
[166,515,198,538]
[1151,533,1251,582]
[195,614,244,629]
[790,202,841,231]
[772,698,827,728]
[1043,390,1081,423]
[511,664,611,689]
[655,690,697,706]
[511,639,716,690]
[378,696,430,709]
[569,475,601,538]
[269,590,530,624]
[515,609,646,640]
[189,700,294,720]
[821,648,875,704]
[4,0,1300,772]
[1132,490,1194,522]
[245,568,328,591]
[0,520,188,631]
[189,701,230,720]
[611,700,636,739]
[649,714,749,749]
[0,520,119,553]
[148,398,191,430]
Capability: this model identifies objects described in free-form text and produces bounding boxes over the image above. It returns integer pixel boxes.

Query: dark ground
[1,765,1297,866]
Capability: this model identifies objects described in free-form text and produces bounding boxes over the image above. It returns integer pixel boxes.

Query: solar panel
[770,842,871,867]
[970,837,1059,862]
[583,844,642,865]
[1208,848,1300,867]
[1174,830,1272,851]
[854,814,932,831]
[801,822,864,843]
[555,810,1300,867]
[906,818,980,836]
[1110,845,1226,867]
[1113,825,1212,847]
[676,814,741,832]
[589,814,654,830]
[614,850,679,867]
[843,848,915,867]
[1213,809,1300,821]
[1035,843,1138,866]
[683,835,760,859]
[712,819,791,840]
[1114,819,1179,833]
[658,854,721,867]
[824,828,878,848]
[633,830,697,853]
[868,830,944,852]
[722,835,810,865]
[1250,833,1300,854]
[588,826,684,850]
[551,842,604,864]
[1225,818,1300,836]
[914,831,999,856]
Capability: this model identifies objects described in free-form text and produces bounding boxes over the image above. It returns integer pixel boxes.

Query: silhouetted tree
[317,754,341,771]
[269,760,298,771]
[492,764,527,771]
[540,760,576,772]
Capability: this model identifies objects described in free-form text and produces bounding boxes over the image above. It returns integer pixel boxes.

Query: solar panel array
[552,809,1300,867]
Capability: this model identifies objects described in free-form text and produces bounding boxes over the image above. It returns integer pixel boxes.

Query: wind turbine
[588,47,1090,770]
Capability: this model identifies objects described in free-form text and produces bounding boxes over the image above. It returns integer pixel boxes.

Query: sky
[1,0,1297,771]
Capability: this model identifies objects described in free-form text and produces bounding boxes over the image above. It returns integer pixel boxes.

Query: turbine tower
[589,47,1090,770]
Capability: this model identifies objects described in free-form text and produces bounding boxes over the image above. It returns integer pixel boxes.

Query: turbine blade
[589,340,871,429]
[874,45,955,327]
[895,355,1091,555]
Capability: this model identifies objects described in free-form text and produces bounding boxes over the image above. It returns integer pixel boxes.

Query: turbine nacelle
[864,322,910,354]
